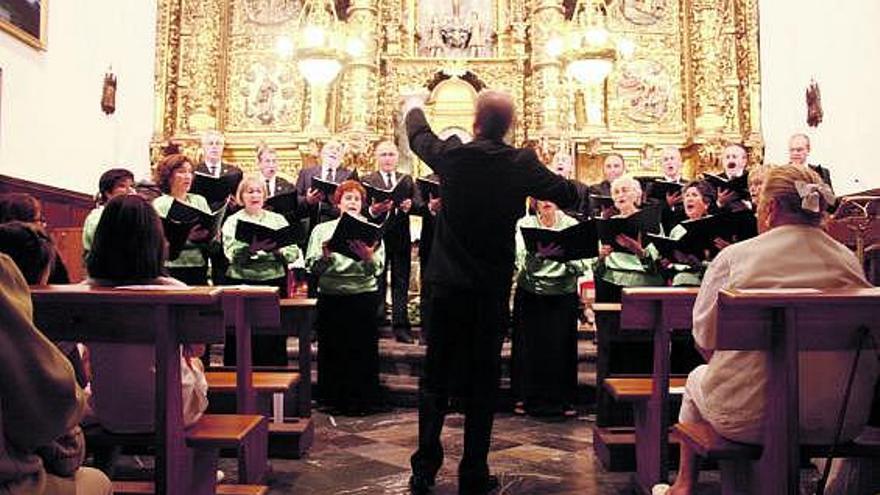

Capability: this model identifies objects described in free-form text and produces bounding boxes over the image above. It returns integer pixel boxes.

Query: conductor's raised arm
[405,108,462,173]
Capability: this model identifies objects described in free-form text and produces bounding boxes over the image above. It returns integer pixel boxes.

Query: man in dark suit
[362,141,417,343]
[257,144,296,197]
[194,130,242,285]
[655,146,689,232]
[588,153,626,217]
[413,172,441,347]
[715,144,752,213]
[404,90,579,494]
[294,138,359,234]
[550,152,590,220]
[788,133,833,189]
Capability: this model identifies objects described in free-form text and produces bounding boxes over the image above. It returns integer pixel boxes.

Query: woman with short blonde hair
[656,165,876,494]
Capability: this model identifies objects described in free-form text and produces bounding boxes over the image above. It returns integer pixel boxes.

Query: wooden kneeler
[31,285,268,495]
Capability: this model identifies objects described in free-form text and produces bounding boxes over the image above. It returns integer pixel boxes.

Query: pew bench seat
[205,371,300,394]
[85,413,269,484]
[604,377,688,402]
[112,480,268,495]
[675,421,880,461]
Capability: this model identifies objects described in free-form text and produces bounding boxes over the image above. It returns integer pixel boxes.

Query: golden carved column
[528,0,566,137]
[180,0,226,132]
[340,0,379,134]
[689,0,726,136]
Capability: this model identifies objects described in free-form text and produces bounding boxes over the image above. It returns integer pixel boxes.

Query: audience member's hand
[348,240,376,262]
[598,244,613,260]
[615,234,644,256]
[306,187,323,205]
[536,242,563,260]
[188,225,212,243]
[666,191,682,207]
[399,198,413,213]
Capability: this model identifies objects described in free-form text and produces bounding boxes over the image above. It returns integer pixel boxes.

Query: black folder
[589,194,615,214]
[311,176,339,199]
[644,179,684,202]
[192,171,242,206]
[649,211,758,261]
[327,212,384,261]
[416,177,441,200]
[264,191,298,214]
[160,201,224,260]
[234,220,301,249]
[703,172,750,197]
[520,221,598,262]
[595,210,651,252]
[364,181,409,205]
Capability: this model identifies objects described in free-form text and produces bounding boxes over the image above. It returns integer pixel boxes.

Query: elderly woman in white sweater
[655,165,878,494]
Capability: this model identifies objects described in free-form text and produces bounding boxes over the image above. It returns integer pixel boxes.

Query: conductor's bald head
[473,90,515,142]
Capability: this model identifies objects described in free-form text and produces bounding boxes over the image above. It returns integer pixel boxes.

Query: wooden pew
[603,288,699,493]
[205,289,315,459]
[30,285,268,495]
[674,288,880,495]
[593,291,702,473]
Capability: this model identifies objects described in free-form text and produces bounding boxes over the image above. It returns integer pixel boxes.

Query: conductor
[404,90,579,494]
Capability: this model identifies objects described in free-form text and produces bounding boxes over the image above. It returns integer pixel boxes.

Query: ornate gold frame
[0,0,48,50]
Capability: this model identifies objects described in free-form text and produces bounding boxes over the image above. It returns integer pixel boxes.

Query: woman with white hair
[593,175,663,303]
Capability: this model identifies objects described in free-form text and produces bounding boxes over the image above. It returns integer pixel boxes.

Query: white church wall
[0,0,156,194]
[759,0,880,195]
[1,1,878,196]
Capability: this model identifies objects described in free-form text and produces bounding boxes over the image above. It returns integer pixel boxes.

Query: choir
[2,123,877,495]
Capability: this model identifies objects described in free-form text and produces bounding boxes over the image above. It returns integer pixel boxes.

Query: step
[112,481,268,495]
[268,418,315,459]
[205,371,300,394]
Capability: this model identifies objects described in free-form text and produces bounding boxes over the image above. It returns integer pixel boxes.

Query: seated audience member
[747,163,769,203]
[306,180,385,415]
[221,175,303,366]
[86,194,208,433]
[82,168,135,261]
[512,200,590,416]
[647,181,716,287]
[0,252,112,494]
[0,192,70,283]
[655,165,878,495]
[152,154,213,285]
[593,176,663,303]
[0,221,89,388]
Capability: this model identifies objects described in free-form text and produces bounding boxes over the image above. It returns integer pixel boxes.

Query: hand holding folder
[327,213,384,261]
[520,221,598,262]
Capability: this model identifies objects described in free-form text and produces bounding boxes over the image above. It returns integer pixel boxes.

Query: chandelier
[548,0,634,85]
[276,0,367,134]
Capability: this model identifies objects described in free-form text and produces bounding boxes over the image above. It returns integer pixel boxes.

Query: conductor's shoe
[459,474,499,494]
[394,327,415,344]
[409,473,435,494]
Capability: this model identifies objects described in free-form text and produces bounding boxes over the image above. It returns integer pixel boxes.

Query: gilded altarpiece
[152,0,762,182]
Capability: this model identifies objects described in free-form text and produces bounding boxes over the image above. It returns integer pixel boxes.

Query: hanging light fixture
[552,0,634,86]
[292,0,346,86]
